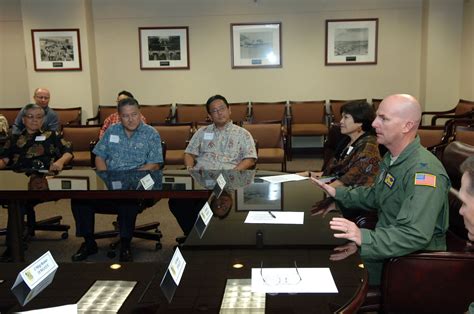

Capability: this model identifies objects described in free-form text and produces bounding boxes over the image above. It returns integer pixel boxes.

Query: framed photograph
[235,179,283,211]
[139,27,190,70]
[231,22,282,68]
[31,29,82,71]
[325,18,378,65]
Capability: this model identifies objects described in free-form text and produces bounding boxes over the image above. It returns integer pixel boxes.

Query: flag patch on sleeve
[414,173,436,187]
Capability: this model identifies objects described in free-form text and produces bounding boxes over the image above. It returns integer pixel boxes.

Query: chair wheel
[61,232,68,239]
[155,243,162,250]
[107,250,116,258]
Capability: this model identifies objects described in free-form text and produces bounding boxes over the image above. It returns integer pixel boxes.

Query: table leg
[8,200,24,262]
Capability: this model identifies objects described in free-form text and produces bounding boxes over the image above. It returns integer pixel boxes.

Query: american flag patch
[414,173,436,187]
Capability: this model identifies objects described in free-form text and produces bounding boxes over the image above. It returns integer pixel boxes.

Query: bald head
[380,94,421,131]
[33,88,51,109]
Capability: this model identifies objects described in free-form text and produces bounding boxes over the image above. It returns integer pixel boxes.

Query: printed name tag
[216,173,226,190]
[35,136,46,141]
[111,181,122,190]
[203,132,214,140]
[346,146,354,155]
[168,248,186,285]
[140,174,155,190]
[109,135,120,143]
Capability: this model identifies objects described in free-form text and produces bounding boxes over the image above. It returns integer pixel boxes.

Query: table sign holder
[160,247,186,303]
[212,173,226,198]
[11,251,58,306]
[194,202,213,239]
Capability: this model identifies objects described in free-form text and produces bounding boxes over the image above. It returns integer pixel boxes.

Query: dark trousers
[168,198,206,236]
[71,199,140,240]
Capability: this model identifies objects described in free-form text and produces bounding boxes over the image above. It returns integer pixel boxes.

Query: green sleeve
[360,173,450,260]
[334,185,379,212]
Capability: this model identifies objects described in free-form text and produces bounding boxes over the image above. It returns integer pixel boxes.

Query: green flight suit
[335,136,450,284]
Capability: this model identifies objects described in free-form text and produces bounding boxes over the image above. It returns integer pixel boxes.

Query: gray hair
[461,156,474,196]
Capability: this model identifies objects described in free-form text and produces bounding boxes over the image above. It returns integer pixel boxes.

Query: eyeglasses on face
[209,105,228,115]
[35,96,50,100]
[24,114,44,120]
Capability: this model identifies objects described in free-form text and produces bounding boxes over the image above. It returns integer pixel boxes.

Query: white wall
[0,0,472,120]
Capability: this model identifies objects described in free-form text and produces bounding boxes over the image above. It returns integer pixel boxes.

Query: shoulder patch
[414,173,436,187]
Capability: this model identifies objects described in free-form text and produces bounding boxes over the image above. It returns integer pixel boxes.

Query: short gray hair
[461,156,474,196]
[22,103,44,117]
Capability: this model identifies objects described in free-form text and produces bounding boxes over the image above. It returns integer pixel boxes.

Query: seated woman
[300,100,381,188]
[0,103,73,261]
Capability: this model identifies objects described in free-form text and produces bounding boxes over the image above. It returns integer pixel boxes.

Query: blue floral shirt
[93,122,163,170]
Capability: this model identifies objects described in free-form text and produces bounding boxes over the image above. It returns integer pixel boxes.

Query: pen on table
[268,211,276,218]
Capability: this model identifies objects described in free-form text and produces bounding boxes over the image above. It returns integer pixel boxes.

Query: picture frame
[231,22,282,69]
[235,180,283,211]
[325,18,378,65]
[139,27,190,70]
[31,29,82,71]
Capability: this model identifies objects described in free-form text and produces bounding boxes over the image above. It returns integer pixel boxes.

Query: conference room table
[0,169,368,313]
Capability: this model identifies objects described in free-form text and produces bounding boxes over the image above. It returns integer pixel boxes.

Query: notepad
[244,211,304,224]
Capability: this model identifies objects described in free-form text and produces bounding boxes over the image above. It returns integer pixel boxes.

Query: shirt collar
[383,136,420,167]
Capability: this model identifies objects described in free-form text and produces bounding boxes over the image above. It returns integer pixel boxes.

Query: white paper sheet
[260,174,308,183]
[17,304,77,314]
[251,268,338,293]
[244,211,304,224]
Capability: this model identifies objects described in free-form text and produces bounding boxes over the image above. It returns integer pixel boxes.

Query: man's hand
[311,198,337,217]
[329,217,362,246]
[330,242,358,261]
[49,160,64,171]
[310,176,336,197]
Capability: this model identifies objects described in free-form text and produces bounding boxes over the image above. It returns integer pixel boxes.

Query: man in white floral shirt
[184,95,257,170]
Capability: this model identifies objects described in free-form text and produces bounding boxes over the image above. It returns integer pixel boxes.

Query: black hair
[117,90,134,99]
[340,100,375,132]
[205,94,229,113]
[117,97,139,113]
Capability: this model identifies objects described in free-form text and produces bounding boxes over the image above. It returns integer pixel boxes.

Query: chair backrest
[416,128,446,149]
[153,123,192,150]
[0,107,21,126]
[329,99,365,123]
[250,101,287,123]
[382,251,474,313]
[289,100,326,124]
[98,106,117,125]
[62,125,100,151]
[175,104,209,124]
[229,102,249,123]
[453,125,474,146]
[243,122,283,149]
[54,107,82,127]
[454,99,474,115]
[140,104,173,124]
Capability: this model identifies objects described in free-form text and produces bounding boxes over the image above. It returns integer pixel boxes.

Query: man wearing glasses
[12,88,59,135]
[0,103,73,261]
[184,94,257,170]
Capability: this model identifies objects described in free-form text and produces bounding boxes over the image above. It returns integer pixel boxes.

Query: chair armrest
[421,108,456,117]
[431,110,474,126]
[86,115,99,125]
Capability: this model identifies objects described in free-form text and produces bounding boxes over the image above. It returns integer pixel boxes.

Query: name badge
[111,181,122,190]
[140,174,155,190]
[384,173,396,188]
[35,135,46,141]
[109,135,120,143]
[203,132,214,140]
[346,146,354,155]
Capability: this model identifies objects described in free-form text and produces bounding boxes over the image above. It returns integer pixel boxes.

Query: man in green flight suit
[312,94,450,285]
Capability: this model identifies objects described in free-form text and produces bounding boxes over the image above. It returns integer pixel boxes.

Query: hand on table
[329,217,362,246]
[310,176,336,197]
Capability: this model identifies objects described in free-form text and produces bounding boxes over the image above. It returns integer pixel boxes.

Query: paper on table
[16,304,77,313]
[245,211,304,224]
[260,174,308,183]
[251,268,338,293]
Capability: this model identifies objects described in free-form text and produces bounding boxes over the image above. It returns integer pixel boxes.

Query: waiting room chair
[86,105,116,125]
[228,102,250,124]
[140,104,173,124]
[54,107,82,128]
[153,123,192,166]
[249,101,288,124]
[288,100,328,160]
[174,103,210,129]
[0,107,22,128]
[243,122,286,171]
[62,125,100,167]
[421,99,474,127]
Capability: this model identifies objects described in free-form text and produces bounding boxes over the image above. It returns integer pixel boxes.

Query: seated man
[12,88,59,135]
[184,94,257,170]
[71,97,163,262]
[312,94,450,285]
[458,156,474,312]
[0,103,73,261]
[98,90,146,139]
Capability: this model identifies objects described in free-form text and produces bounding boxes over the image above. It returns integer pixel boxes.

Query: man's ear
[403,120,416,133]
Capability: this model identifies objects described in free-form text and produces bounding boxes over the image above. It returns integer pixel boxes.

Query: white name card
[216,173,226,190]
[168,248,186,285]
[140,173,155,190]
[199,202,213,226]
